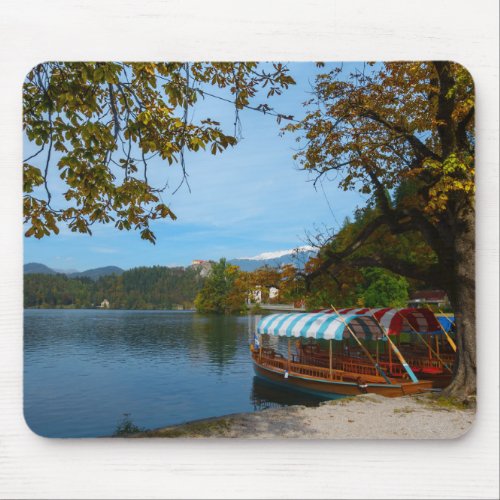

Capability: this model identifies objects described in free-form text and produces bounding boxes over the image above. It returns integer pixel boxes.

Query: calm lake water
[24,309,326,437]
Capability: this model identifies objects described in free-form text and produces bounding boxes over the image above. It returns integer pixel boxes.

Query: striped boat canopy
[257,312,386,341]
[309,307,442,336]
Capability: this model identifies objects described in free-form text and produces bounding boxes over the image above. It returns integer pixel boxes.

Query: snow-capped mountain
[239,246,316,261]
[229,246,317,272]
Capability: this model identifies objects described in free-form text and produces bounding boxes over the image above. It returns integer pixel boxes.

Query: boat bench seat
[421,367,444,375]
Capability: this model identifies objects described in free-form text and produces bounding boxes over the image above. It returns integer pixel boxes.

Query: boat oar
[330,306,392,385]
[396,311,453,373]
[427,306,457,352]
[433,310,457,352]
[370,314,419,383]
[433,307,457,352]
[438,308,456,328]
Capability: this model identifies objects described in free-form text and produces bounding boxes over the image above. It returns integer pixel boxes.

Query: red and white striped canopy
[312,308,442,336]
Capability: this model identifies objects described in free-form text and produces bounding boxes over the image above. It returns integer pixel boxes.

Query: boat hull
[253,361,433,398]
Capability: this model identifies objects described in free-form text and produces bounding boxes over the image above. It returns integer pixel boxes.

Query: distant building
[250,287,262,304]
[97,299,110,309]
[191,259,206,266]
[191,259,212,278]
[408,290,449,308]
[247,285,280,305]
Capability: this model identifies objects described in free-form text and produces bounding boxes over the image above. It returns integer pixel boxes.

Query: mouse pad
[23,61,475,438]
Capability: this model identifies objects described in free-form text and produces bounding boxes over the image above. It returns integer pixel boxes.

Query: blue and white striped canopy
[256,312,385,341]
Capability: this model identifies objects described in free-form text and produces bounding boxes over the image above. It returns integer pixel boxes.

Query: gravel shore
[138,394,475,439]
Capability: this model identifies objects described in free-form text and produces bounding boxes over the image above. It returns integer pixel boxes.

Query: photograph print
[23,61,475,438]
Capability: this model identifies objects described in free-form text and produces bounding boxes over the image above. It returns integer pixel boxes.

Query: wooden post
[376,340,379,365]
[370,313,419,383]
[435,334,440,356]
[388,339,393,373]
[329,339,333,380]
[287,338,291,372]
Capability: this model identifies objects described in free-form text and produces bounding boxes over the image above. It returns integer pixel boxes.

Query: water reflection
[251,376,327,411]
[24,309,325,437]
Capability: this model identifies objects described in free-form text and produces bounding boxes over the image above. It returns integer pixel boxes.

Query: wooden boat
[296,344,454,389]
[251,309,437,398]
[252,349,432,398]
[302,307,457,388]
[334,307,457,388]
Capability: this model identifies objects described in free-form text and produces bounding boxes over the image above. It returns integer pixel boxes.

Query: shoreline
[131,393,475,439]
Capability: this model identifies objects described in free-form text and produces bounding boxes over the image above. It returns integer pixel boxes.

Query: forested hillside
[24,266,205,310]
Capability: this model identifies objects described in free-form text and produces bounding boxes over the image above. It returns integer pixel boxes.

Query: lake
[24,309,326,437]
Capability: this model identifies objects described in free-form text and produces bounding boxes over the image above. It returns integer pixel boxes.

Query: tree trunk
[442,205,476,398]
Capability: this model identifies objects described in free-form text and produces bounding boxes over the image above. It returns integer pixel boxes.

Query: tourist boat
[251,309,442,398]
[327,307,456,388]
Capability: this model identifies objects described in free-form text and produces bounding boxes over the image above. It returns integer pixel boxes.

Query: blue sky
[24,62,369,271]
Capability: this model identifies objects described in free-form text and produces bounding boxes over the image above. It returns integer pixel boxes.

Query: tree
[244,266,282,303]
[287,62,475,397]
[23,265,205,310]
[359,268,409,308]
[194,259,246,314]
[23,62,295,242]
[301,198,435,309]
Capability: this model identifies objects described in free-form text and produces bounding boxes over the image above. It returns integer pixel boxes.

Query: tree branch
[342,256,443,286]
[432,61,457,156]
[456,105,474,152]
[361,108,441,162]
[304,204,448,289]
[306,214,390,285]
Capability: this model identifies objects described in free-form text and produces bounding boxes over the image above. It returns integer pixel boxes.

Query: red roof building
[408,290,449,307]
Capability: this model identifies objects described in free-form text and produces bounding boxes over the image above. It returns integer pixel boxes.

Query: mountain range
[24,263,124,280]
[228,246,317,272]
[24,246,317,278]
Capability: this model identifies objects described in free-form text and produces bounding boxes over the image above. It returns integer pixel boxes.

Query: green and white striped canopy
[257,312,385,341]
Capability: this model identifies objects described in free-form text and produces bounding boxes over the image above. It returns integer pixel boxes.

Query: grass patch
[431,396,471,410]
[113,413,146,436]
[415,394,474,411]
[393,406,415,414]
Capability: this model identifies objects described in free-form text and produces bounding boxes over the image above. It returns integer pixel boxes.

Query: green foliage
[113,413,145,436]
[285,62,474,299]
[194,258,246,314]
[24,266,204,309]
[286,61,476,396]
[23,62,295,242]
[303,203,429,309]
[358,268,409,308]
[24,273,94,308]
